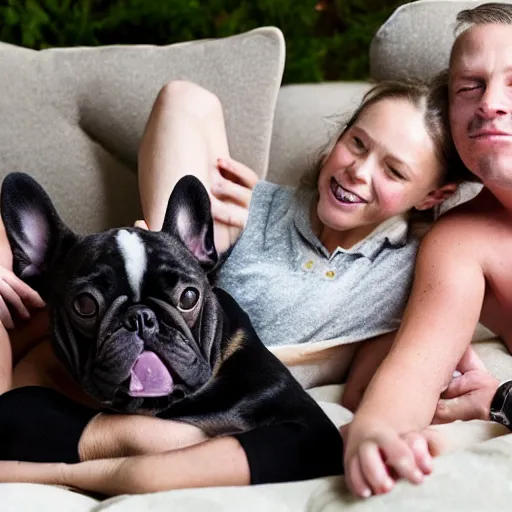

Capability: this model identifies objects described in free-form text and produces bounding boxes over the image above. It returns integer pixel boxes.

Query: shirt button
[325,270,336,279]
[304,260,314,269]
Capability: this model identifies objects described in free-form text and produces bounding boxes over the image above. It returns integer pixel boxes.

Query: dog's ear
[161,175,218,269]
[1,173,79,294]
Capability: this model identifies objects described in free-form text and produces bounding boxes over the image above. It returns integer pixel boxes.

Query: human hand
[210,157,259,228]
[344,424,432,498]
[0,266,45,329]
[434,346,499,423]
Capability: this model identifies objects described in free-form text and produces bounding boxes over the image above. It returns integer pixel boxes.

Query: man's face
[449,24,512,188]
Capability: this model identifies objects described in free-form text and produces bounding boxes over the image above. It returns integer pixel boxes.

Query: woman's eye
[352,136,366,152]
[387,167,405,180]
[178,288,199,311]
[73,293,98,317]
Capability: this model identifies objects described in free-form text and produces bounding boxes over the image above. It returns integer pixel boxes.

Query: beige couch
[3,0,512,510]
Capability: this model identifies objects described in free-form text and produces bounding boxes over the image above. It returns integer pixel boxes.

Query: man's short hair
[455,2,512,36]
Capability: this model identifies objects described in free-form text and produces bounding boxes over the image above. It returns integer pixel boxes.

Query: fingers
[3,271,45,309]
[0,280,30,321]
[216,157,259,189]
[346,435,428,498]
[210,195,249,229]
[401,432,433,474]
[0,271,45,327]
[379,436,425,485]
[346,453,373,498]
[0,295,14,330]
[358,442,395,495]
[211,174,253,208]
[419,427,448,458]
[0,268,45,328]
[435,369,499,423]
[441,373,478,400]
[434,394,489,423]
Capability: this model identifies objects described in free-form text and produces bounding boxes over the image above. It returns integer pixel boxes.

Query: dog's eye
[73,293,98,317]
[178,288,199,311]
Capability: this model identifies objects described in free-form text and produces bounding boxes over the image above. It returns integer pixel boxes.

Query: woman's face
[316,97,446,244]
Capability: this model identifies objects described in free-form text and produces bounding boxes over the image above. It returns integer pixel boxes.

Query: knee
[156,80,224,121]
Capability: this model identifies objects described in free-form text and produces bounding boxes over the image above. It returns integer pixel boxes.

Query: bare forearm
[90,437,249,495]
[0,437,250,496]
[353,349,448,432]
[354,313,483,432]
[352,228,486,433]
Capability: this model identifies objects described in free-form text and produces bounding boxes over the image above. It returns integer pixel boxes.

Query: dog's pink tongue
[128,351,173,397]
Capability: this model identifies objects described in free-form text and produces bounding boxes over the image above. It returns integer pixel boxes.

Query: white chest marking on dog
[116,230,147,302]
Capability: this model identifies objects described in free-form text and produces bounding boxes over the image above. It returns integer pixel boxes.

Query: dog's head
[2,173,224,414]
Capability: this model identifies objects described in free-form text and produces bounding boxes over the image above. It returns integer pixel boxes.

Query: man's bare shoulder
[419,190,499,267]
[428,189,500,244]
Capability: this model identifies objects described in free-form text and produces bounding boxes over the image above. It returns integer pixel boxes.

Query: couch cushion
[2,483,98,512]
[0,28,284,233]
[370,0,512,82]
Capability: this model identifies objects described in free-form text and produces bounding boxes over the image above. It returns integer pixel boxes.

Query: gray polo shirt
[217,181,419,348]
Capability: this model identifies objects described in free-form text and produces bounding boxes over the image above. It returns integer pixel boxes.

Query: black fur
[0,172,344,483]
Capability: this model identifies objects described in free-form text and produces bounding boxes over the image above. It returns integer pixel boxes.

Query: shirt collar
[292,187,410,261]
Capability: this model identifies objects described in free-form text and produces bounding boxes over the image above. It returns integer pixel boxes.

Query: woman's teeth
[331,180,364,204]
[337,190,359,203]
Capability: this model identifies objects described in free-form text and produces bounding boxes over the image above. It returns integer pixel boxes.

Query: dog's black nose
[124,306,158,336]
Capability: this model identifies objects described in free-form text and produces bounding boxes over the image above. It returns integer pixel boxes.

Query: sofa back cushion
[0,28,284,233]
[370,0,512,81]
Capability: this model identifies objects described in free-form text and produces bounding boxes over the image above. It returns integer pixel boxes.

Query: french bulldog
[0,172,342,483]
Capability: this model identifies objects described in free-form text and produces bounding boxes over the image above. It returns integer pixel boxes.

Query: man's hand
[0,266,45,329]
[434,346,499,423]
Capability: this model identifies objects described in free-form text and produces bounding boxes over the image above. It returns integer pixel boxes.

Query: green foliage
[0,0,406,82]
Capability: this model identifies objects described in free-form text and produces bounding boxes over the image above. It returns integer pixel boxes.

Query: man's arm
[343,216,487,496]
[352,217,486,432]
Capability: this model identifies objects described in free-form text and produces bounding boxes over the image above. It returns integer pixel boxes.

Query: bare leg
[138,80,235,253]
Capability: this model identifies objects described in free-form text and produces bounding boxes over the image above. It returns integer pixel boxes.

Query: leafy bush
[0,0,405,83]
